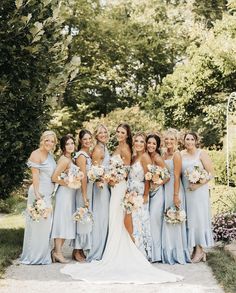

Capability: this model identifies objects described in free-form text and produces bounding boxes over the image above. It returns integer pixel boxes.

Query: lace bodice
[127,160,145,195]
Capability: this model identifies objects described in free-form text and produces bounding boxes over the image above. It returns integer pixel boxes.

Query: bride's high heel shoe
[192,252,206,263]
[52,252,69,264]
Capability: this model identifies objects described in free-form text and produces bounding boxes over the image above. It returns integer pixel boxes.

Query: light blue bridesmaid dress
[20,153,56,265]
[87,145,110,261]
[51,162,77,240]
[149,183,164,262]
[73,151,93,252]
[127,160,152,260]
[162,158,191,264]
[182,149,214,250]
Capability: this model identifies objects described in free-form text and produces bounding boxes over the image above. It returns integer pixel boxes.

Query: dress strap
[196,149,202,160]
[74,150,90,160]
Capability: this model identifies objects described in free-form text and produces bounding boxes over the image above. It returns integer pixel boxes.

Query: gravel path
[0,246,224,293]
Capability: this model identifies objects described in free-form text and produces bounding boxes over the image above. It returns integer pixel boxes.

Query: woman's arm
[189,149,214,191]
[76,155,89,207]
[173,151,182,207]
[141,153,152,204]
[51,156,70,186]
[29,151,41,200]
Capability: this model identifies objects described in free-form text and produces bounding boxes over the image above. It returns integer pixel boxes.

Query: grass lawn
[0,202,25,277]
[208,248,236,293]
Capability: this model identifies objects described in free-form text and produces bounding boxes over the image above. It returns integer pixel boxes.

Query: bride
[61,124,183,284]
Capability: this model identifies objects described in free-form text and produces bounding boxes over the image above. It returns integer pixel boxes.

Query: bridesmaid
[161,129,191,264]
[87,124,110,261]
[125,132,152,260]
[146,133,169,263]
[73,129,93,261]
[51,134,77,263]
[181,132,214,263]
[21,130,57,265]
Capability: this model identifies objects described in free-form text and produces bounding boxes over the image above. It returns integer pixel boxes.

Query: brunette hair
[183,132,200,147]
[77,129,92,151]
[60,134,74,153]
[116,123,132,152]
[146,133,161,155]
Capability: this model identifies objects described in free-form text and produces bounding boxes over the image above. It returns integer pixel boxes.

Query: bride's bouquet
[59,165,84,189]
[164,206,186,224]
[87,164,106,188]
[121,189,143,214]
[184,165,211,184]
[27,197,52,222]
[73,207,93,233]
[106,155,129,187]
[145,164,170,185]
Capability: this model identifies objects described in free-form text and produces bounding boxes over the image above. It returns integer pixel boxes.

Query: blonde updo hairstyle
[94,124,109,143]
[133,131,147,152]
[39,130,57,149]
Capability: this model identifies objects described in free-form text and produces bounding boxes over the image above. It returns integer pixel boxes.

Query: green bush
[209,150,236,186]
[83,106,163,151]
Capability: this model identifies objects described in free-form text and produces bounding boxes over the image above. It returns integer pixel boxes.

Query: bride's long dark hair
[116,123,132,153]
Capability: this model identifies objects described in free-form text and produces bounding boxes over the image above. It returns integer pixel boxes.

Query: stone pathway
[0,247,224,293]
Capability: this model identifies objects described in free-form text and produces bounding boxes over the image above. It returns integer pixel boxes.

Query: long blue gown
[162,158,191,264]
[149,184,164,262]
[87,145,110,261]
[73,151,93,252]
[181,149,214,250]
[51,162,77,240]
[20,154,56,264]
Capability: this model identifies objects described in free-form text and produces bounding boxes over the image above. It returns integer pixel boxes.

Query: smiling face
[116,126,127,143]
[81,133,92,149]
[41,135,55,152]
[147,137,157,154]
[65,138,75,154]
[133,135,146,153]
[164,134,177,151]
[96,126,108,144]
[184,134,197,151]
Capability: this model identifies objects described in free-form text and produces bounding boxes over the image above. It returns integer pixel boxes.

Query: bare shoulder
[153,153,163,164]
[200,149,210,159]
[173,150,181,160]
[29,149,41,163]
[141,152,151,164]
[58,155,70,166]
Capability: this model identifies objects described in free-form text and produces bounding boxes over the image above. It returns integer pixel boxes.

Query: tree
[0,0,79,197]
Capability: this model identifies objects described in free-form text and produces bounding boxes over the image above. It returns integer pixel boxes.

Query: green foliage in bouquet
[0,0,79,198]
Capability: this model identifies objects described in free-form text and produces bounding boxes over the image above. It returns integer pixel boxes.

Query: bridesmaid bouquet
[184,165,211,184]
[122,189,143,214]
[106,155,129,187]
[59,165,84,189]
[145,164,170,185]
[87,164,106,188]
[27,198,51,222]
[72,207,93,224]
[164,206,186,224]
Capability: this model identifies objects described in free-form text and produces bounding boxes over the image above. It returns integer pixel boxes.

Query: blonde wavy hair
[163,128,179,151]
[94,124,109,142]
[39,130,57,148]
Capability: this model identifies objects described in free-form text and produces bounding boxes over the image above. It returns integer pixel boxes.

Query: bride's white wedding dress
[61,179,183,283]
